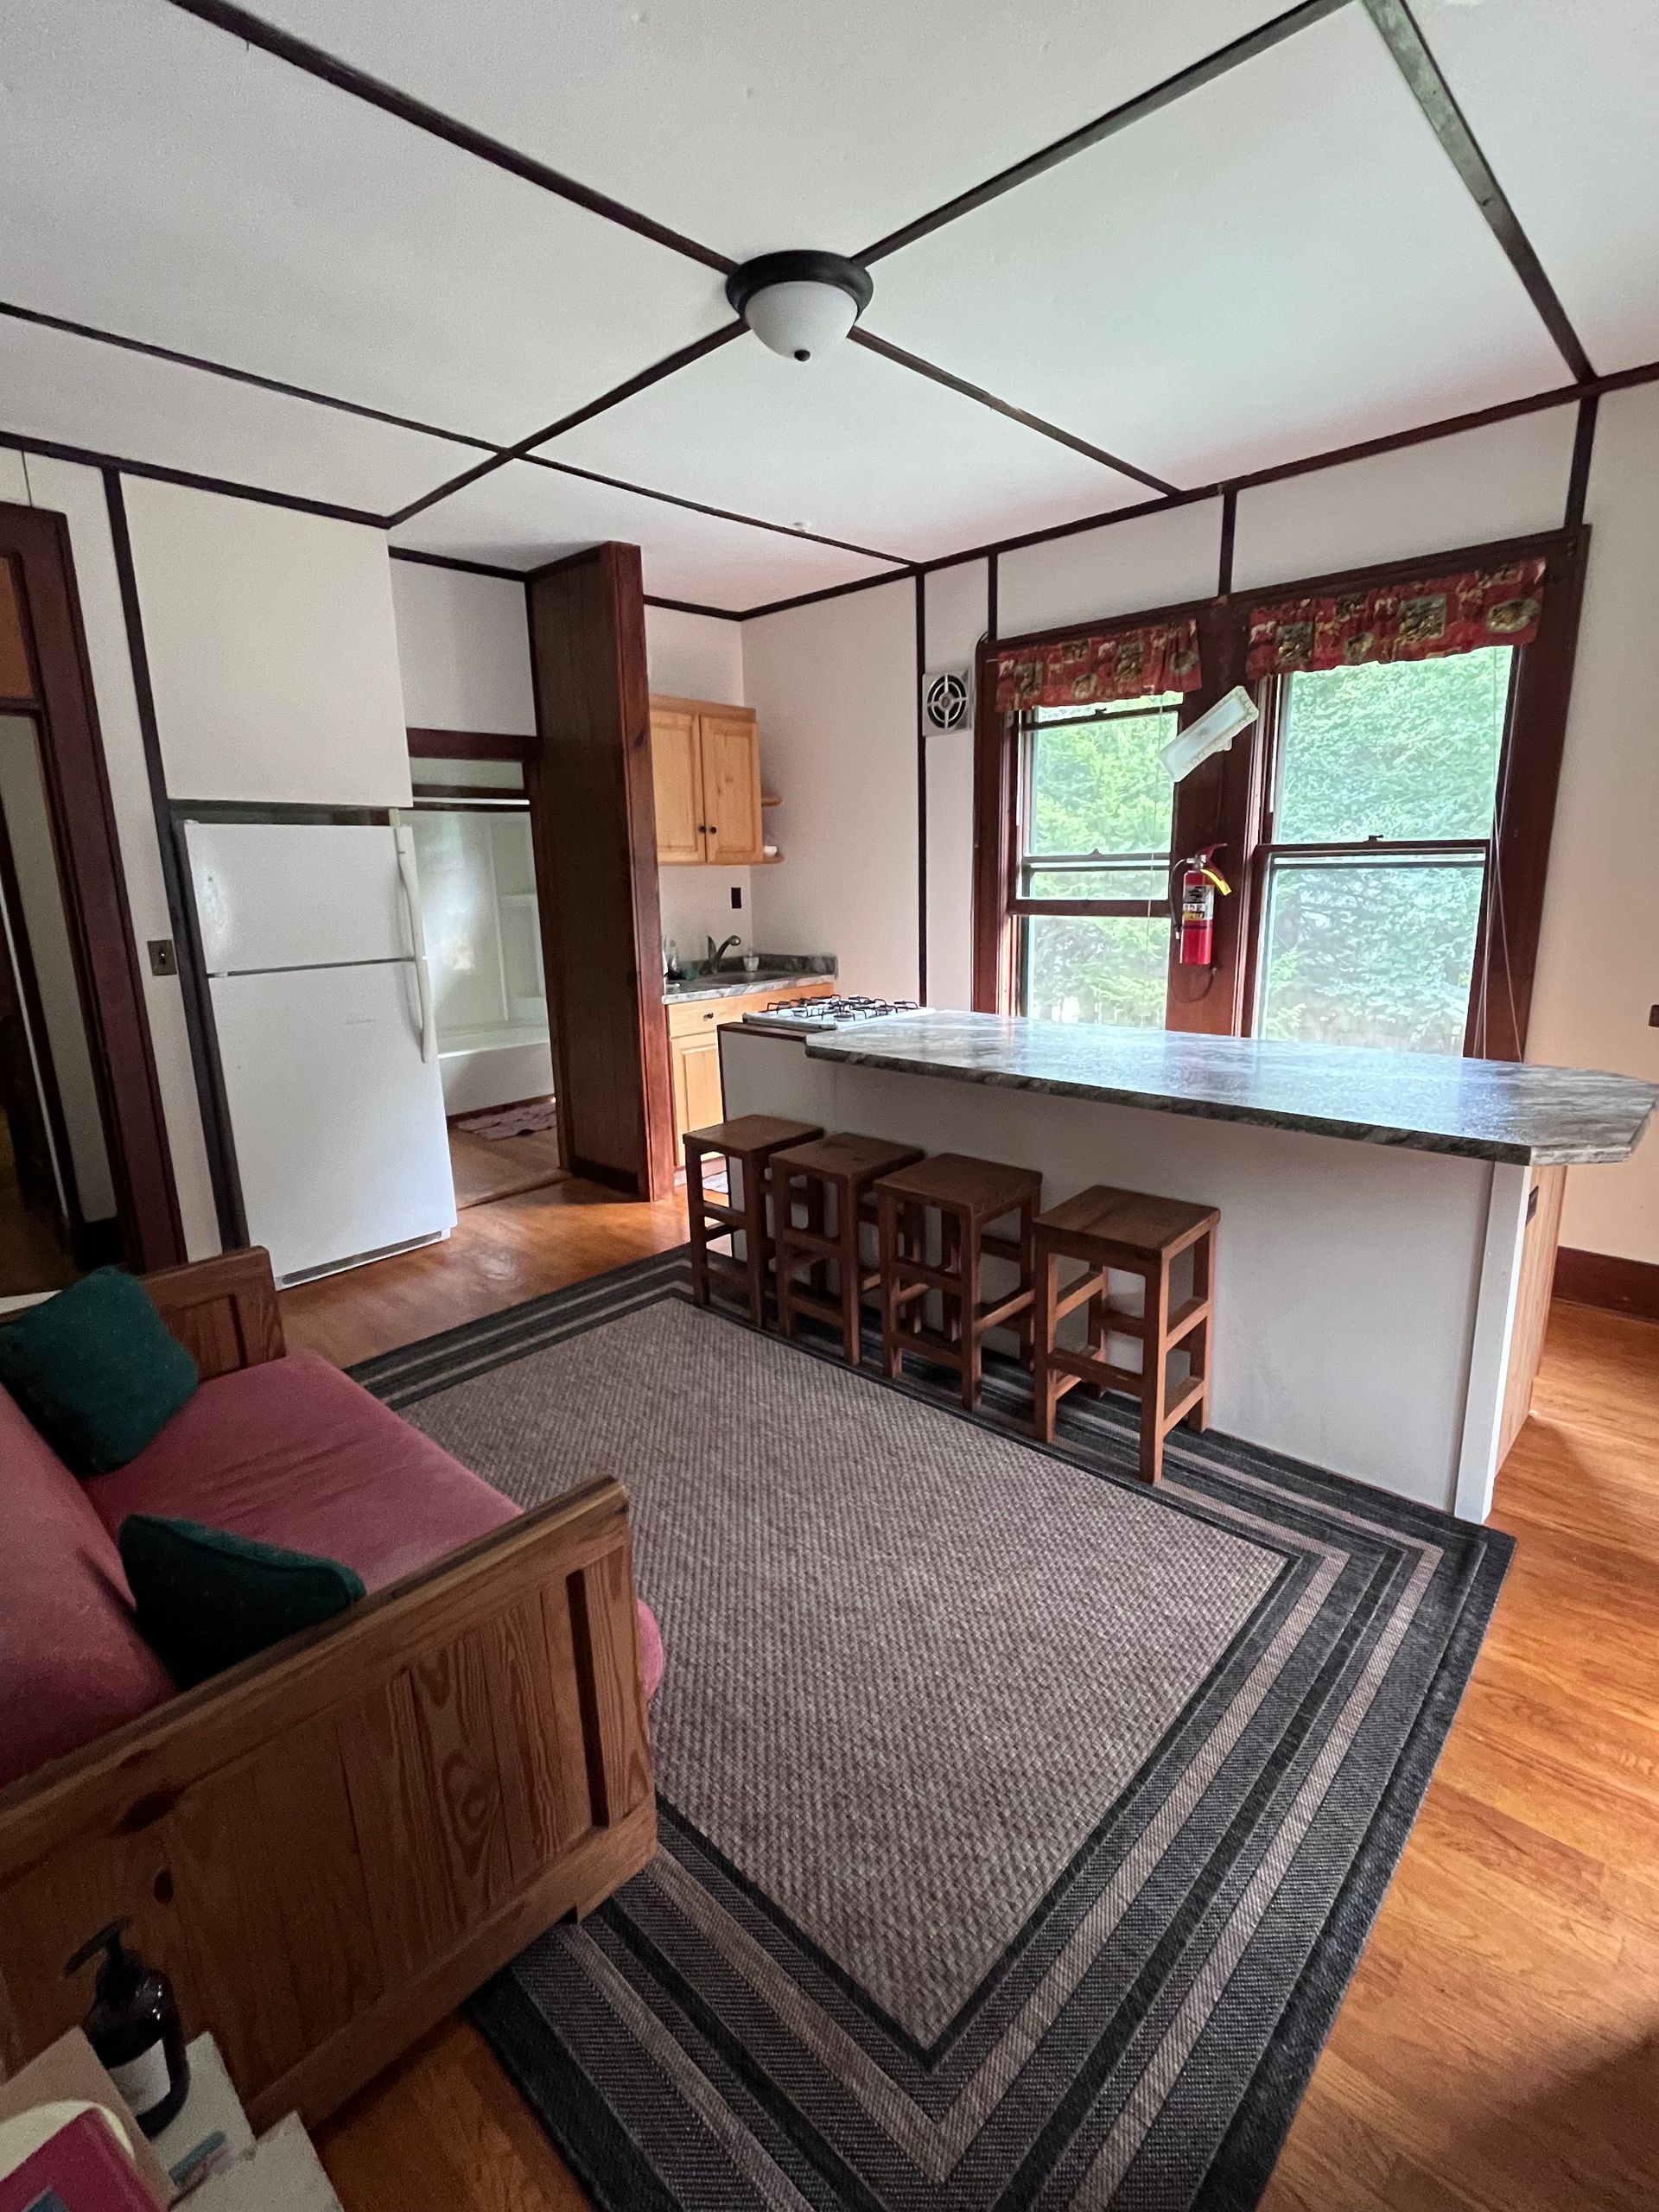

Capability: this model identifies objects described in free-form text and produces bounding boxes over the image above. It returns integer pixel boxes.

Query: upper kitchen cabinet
[649,696,766,866]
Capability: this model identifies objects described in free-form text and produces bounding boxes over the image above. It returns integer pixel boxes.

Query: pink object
[2,1347,664,1791]
[86,1352,518,1592]
[0,1386,175,1789]
[637,1599,664,1700]
[0,2108,159,2212]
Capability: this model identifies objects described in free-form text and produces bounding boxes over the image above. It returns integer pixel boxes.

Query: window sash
[1014,710,1177,928]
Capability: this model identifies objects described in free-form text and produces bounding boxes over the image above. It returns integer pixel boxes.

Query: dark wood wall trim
[1554,1247,1659,1325]
[914,575,928,1004]
[406,727,530,761]
[524,543,674,1199]
[105,472,244,1251]
[0,500,186,1268]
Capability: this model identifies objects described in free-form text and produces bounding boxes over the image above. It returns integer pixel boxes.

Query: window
[1014,696,1179,1026]
[1250,650,1513,1053]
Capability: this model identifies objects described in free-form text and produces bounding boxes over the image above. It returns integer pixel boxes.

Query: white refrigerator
[185,817,457,1285]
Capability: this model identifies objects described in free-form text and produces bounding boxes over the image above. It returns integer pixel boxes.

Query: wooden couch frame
[0,1250,656,2129]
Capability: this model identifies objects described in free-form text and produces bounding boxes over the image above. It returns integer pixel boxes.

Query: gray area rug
[353,1249,1511,2212]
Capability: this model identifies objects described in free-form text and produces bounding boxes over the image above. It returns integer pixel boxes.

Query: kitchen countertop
[793,1012,1657,1166]
[664,959,835,1004]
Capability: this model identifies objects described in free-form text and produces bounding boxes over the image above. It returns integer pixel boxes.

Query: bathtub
[437,1021,555,1116]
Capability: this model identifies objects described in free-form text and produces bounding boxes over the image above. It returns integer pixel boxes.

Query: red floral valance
[1245,559,1546,680]
[993,617,1202,714]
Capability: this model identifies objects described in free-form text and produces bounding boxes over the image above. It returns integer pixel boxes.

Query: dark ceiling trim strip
[389,322,746,525]
[161,0,734,275]
[524,453,907,563]
[389,546,529,582]
[0,426,382,526]
[849,328,1178,493]
[645,594,744,622]
[1361,0,1594,383]
[741,566,917,622]
[856,0,1351,264]
[0,298,495,453]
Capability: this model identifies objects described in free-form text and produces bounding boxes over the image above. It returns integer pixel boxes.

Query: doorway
[407,754,566,1214]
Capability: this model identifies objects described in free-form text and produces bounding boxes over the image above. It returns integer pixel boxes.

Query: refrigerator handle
[393,819,439,1065]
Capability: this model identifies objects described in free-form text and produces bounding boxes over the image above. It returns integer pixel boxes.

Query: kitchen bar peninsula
[720,1014,1656,1522]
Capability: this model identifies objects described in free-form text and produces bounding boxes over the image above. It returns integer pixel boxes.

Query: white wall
[645,603,746,707]
[125,478,410,806]
[998,498,1225,636]
[1530,383,1659,1266]
[0,452,218,1257]
[645,603,758,960]
[1230,407,1577,590]
[922,560,988,1009]
[744,579,918,999]
[389,559,536,735]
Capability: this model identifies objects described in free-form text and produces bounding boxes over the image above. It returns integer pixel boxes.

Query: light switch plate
[148,938,179,976]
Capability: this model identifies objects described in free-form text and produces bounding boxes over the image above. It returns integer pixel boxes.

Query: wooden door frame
[0,504,185,1269]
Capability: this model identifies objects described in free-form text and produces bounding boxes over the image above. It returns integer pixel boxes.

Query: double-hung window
[1248,648,1515,1055]
[1013,695,1180,1027]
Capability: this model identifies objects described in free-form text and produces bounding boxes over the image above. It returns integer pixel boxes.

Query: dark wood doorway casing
[0,503,185,1269]
[524,543,674,1200]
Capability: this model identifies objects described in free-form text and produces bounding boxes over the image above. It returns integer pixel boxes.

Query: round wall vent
[924,670,970,731]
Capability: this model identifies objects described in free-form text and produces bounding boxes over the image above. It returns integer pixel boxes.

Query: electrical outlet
[147,938,179,977]
[730,885,743,909]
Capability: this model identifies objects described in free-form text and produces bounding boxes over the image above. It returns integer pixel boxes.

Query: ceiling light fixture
[726,251,874,363]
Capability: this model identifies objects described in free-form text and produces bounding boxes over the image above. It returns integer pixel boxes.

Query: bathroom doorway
[407,755,567,1213]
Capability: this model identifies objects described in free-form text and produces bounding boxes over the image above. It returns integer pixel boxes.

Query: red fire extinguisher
[1178,846,1232,968]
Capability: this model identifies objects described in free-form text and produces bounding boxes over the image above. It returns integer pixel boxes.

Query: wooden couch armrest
[141,1246,285,1377]
[0,1478,655,2130]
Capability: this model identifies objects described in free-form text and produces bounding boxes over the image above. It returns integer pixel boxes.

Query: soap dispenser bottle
[65,1920,190,2137]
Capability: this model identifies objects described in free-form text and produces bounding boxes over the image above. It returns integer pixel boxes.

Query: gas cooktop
[741,995,921,1035]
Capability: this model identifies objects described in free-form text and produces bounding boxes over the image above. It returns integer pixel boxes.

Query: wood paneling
[699,710,764,865]
[0,503,184,1268]
[1498,1163,1566,1463]
[0,562,34,703]
[1554,1243,1659,1323]
[406,728,529,762]
[526,544,674,1199]
[143,1243,286,1377]
[648,703,704,865]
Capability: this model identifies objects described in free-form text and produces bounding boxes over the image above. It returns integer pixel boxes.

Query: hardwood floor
[448,1118,569,1212]
[302,1200,1659,2212]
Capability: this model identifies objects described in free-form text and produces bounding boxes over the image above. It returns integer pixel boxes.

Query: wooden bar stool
[874,1153,1042,1409]
[684,1114,822,1325]
[1031,1185,1219,1481]
[771,1132,925,1363]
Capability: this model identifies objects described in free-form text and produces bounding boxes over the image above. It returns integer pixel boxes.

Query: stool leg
[879,1188,903,1378]
[687,1146,710,1307]
[1016,1195,1036,1368]
[839,1178,862,1364]
[776,1171,798,1342]
[1139,1253,1171,1484]
[1033,1242,1060,1442]
[960,1206,982,1411]
[1185,1229,1213,1433]
[743,1160,767,1327]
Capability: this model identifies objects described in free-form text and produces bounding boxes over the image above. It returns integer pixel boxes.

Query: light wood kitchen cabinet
[649,696,766,866]
[665,978,834,1159]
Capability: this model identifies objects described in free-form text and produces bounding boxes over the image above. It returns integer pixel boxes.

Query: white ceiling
[537,339,1150,564]
[388,461,902,610]
[0,0,1652,606]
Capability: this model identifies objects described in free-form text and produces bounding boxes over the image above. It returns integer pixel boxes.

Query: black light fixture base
[725,250,874,322]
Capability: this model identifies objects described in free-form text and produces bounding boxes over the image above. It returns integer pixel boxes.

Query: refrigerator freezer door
[186,820,414,974]
[209,960,456,1282]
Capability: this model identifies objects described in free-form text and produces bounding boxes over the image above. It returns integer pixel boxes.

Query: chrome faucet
[708,933,743,970]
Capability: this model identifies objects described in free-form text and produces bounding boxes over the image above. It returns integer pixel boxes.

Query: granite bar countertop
[798,1013,1657,1166]
[664,954,835,1004]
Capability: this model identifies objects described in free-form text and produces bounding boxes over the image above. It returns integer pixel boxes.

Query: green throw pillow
[0,1267,198,1474]
[118,1516,365,1688]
